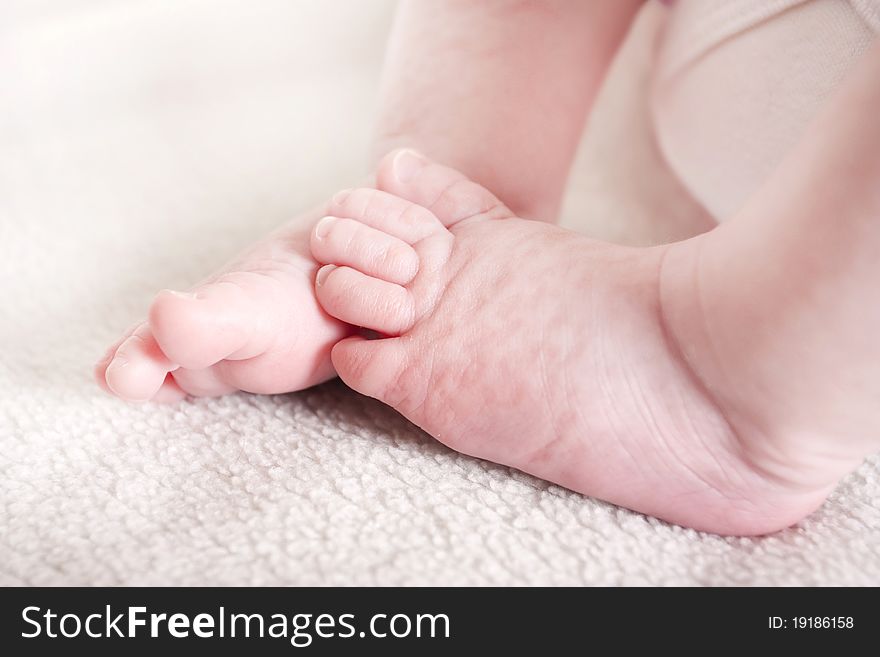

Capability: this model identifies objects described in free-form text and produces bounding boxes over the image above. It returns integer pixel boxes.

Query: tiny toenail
[315,264,337,286]
[393,149,426,183]
[332,189,352,206]
[164,289,196,299]
[314,216,336,239]
[107,356,128,371]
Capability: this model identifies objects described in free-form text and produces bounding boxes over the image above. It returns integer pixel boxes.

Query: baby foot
[95,207,350,401]
[308,151,842,535]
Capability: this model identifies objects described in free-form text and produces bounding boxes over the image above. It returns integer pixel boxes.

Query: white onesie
[651,0,880,221]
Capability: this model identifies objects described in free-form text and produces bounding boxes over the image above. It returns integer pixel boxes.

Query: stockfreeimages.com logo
[22,606,450,647]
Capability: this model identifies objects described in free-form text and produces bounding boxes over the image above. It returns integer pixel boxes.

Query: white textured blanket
[2,0,878,586]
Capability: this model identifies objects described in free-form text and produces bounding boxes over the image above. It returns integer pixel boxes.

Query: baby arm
[660,41,880,486]
[372,0,643,221]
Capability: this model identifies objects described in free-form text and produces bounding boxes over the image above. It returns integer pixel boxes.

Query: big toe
[331,335,410,407]
[148,275,279,370]
[375,148,512,227]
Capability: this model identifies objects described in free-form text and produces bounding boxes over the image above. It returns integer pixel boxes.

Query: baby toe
[104,325,176,402]
[149,279,275,370]
[326,187,445,245]
[310,215,419,285]
[376,148,513,227]
[314,264,415,335]
[151,373,188,403]
[95,321,141,395]
[331,335,410,406]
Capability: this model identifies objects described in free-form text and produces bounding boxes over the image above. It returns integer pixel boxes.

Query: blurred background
[2,0,394,304]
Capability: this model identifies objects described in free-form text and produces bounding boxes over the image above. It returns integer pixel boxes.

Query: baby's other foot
[308,151,852,535]
[95,207,350,401]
